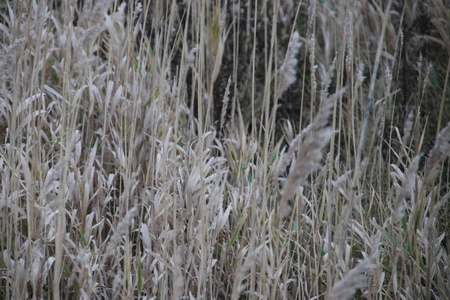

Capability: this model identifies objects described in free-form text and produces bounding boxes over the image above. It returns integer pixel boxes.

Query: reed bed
[0,0,449,299]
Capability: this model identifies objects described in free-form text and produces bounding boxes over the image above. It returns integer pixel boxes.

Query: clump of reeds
[0,0,448,299]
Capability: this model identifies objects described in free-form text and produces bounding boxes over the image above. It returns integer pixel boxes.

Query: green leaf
[227,213,247,252]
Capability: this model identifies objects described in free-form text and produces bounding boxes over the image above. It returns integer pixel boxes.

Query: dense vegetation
[1,0,449,299]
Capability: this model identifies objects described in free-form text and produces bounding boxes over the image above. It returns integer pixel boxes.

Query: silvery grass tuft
[278,88,345,220]
[276,31,302,100]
